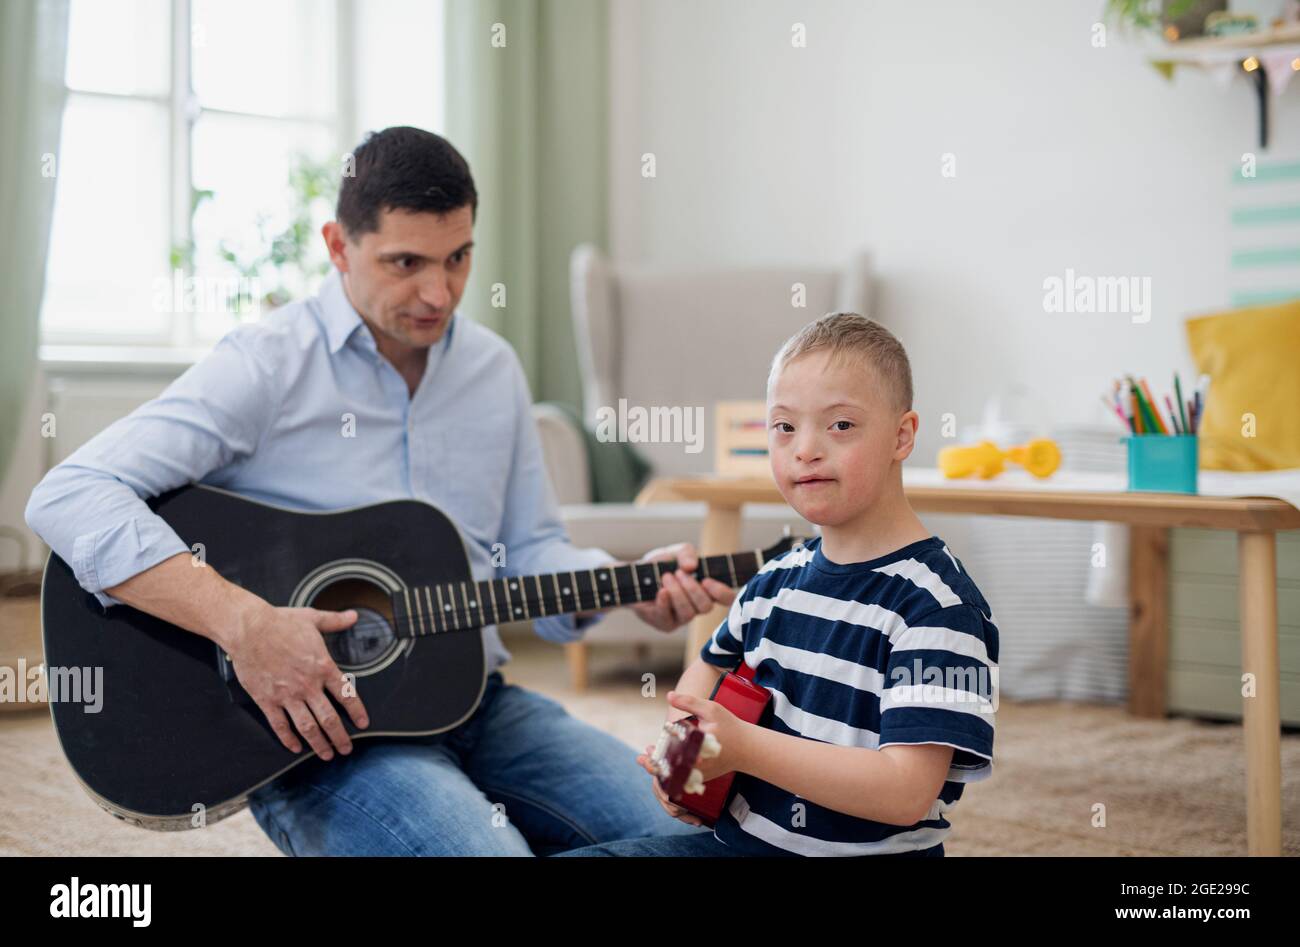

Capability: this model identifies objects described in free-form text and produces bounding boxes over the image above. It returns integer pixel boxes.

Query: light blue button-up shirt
[25,268,615,671]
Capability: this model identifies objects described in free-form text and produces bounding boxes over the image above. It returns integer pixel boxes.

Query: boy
[560,312,998,857]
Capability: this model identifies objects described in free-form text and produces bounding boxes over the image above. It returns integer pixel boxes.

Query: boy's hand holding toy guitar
[639,661,774,826]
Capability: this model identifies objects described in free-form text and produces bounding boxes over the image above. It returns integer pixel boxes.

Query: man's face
[767,350,917,528]
[324,205,474,352]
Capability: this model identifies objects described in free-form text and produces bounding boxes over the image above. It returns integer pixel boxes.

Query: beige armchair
[534,244,874,688]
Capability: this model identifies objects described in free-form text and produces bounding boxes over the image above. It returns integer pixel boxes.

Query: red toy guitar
[649,661,771,826]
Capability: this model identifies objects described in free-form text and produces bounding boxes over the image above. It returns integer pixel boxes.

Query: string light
[1243,56,1260,72]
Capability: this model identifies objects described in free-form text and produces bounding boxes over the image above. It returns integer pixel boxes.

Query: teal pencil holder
[1125,434,1199,494]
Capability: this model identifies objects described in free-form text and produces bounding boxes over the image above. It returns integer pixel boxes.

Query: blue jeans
[557,834,945,857]
[247,672,703,855]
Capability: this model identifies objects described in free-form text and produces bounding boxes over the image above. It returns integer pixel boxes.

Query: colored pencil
[1128,377,1156,434]
[1164,395,1181,434]
[1174,373,1189,434]
[1138,377,1170,434]
[1103,395,1132,432]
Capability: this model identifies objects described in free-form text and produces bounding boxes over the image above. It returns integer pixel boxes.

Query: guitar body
[41,485,486,830]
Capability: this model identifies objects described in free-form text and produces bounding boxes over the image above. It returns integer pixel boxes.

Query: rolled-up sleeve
[496,355,616,643]
[25,326,282,608]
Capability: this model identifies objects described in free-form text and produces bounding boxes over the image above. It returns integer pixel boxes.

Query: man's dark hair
[336,126,478,237]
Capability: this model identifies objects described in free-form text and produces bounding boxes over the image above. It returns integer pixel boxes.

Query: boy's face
[767,350,918,528]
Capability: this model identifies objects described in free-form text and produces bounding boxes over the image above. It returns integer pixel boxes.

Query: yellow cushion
[1185,300,1300,471]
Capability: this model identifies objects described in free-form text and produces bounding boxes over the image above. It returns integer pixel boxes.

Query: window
[41,0,350,348]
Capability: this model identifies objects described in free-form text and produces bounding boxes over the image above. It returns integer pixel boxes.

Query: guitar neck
[388,549,769,638]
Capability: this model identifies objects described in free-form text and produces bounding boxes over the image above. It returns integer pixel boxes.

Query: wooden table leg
[1128,525,1169,718]
[684,501,743,666]
[565,642,589,693]
[1239,529,1282,856]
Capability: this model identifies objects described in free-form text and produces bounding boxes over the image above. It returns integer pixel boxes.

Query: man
[26,127,732,855]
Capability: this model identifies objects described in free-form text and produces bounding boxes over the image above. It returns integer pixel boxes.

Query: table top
[636,468,1300,531]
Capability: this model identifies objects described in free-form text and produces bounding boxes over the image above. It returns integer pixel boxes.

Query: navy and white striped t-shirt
[700,533,998,856]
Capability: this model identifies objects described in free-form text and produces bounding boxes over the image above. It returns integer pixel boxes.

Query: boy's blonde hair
[767,312,913,413]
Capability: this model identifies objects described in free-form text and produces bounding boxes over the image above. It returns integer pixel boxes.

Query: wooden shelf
[1160,21,1300,53]
[1141,25,1300,148]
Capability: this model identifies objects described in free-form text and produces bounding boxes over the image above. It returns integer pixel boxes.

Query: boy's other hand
[631,542,736,632]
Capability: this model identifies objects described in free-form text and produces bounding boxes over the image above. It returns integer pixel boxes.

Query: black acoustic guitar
[40,484,800,830]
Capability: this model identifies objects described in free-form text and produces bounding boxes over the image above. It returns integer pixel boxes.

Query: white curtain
[0,0,70,483]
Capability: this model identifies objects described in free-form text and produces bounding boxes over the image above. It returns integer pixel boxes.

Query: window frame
[41,0,356,350]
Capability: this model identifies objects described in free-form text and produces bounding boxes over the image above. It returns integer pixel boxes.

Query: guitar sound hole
[309,577,400,671]
[324,607,397,669]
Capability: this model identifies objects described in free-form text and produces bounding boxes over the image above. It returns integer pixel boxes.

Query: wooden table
[635,472,1300,856]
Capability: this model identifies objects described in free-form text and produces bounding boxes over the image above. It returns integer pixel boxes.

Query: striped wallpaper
[1230,158,1300,307]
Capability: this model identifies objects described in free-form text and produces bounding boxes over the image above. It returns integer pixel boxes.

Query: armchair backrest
[570,245,874,477]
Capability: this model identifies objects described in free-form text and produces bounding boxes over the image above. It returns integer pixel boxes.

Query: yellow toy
[937,438,1062,480]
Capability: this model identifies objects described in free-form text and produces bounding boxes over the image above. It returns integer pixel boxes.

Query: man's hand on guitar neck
[625,542,736,632]
[105,551,369,760]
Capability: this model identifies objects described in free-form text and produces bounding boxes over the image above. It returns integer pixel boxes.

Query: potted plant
[1105,0,1228,38]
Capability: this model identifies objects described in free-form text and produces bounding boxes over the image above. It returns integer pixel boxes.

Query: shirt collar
[319,267,366,354]
[317,267,458,357]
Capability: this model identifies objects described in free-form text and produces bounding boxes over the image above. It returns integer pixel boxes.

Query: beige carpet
[2,631,1296,856]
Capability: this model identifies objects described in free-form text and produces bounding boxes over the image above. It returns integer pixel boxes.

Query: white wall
[608,0,1293,463]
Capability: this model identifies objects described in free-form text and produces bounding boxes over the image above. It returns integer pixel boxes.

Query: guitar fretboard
[387,550,770,637]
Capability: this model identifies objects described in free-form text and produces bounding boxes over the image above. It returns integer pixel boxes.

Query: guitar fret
[414,587,428,636]
[433,584,447,632]
[399,587,413,638]
[419,586,432,634]
[508,577,526,620]
[726,554,737,587]
[488,578,502,625]
[462,581,477,628]
[591,569,608,608]
[423,586,435,635]
[633,562,654,603]
[550,573,563,616]
[647,561,666,602]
